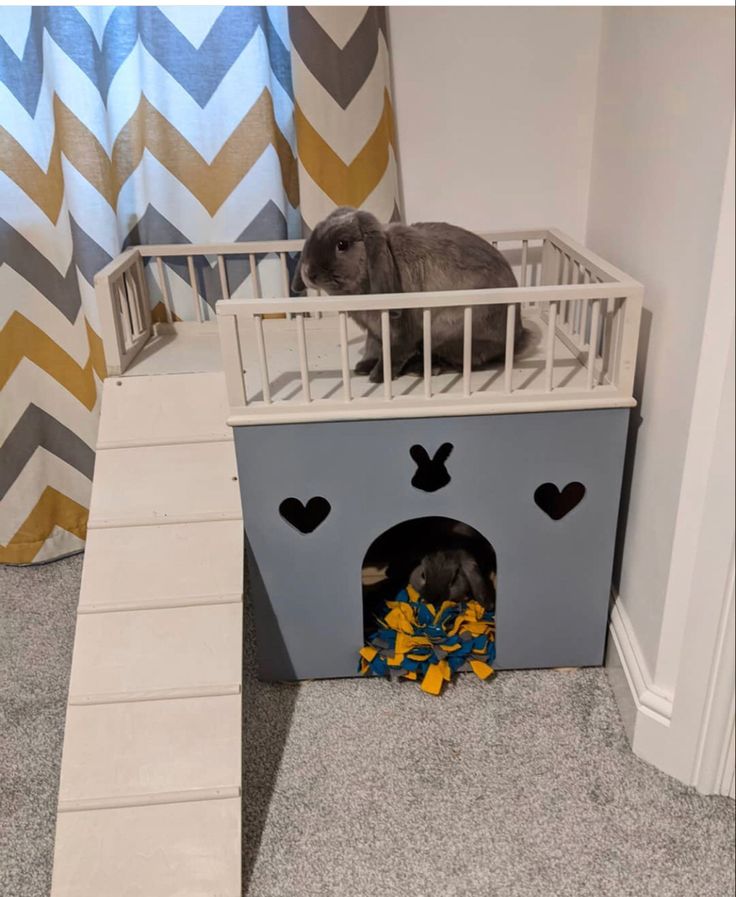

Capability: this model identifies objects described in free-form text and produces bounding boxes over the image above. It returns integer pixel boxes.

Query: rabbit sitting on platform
[291,207,524,383]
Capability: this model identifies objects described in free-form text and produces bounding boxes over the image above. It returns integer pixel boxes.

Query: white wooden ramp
[51,371,243,897]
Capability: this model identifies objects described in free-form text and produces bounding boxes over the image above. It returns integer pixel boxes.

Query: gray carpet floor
[2,556,734,897]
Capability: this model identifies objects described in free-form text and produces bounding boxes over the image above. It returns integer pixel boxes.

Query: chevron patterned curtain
[0,6,399,565]
[289,7,399,228]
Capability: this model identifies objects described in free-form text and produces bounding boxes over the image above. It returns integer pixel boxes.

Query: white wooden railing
[94,228,643,424]
[94,239,301,374]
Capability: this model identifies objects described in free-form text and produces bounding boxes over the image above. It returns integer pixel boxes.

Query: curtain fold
[289,6,400,229]
[0,6,399,564]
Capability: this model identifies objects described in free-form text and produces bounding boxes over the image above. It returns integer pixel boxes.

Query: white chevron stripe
[362,150,401,219]
[44,33,112,149]
[0,64,56,168]
[59,161,121,259]
[77,269,103,336]
[0,176,76,269]
[215,149,299,228]
[115,148,297,243]
[266,6,290,48]
[158,7,225,49]
[0,448,92,546]
[32,526,85,562]
[296,145,399,229]
[105,32,296,159]
[0,6,33,57]
[74,6,117,46]
[0,180,107,340]
[0,266,99,365]
[291,31,391,164]
[307,7,368,50]
[0,24,113,164]
[0,356,101,447]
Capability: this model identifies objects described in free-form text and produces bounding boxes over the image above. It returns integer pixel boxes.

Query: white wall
[388,7,602,238]
[585,8,735,680]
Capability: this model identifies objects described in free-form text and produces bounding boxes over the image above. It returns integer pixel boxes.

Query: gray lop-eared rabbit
[291,207,524,383]
[409,548,495,611]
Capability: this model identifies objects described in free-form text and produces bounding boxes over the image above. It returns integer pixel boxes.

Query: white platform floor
[124,310,608,407]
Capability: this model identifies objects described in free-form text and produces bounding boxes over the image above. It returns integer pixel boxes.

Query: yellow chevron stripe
[0,126,64,223]
[54,96,117,206]
[112,90,299,213]
[85,319,107,381]
[0,313,105,411]
[1,92,298,219]
[294,89,395,207]
[151,301,180,324]
[0,486,88,564]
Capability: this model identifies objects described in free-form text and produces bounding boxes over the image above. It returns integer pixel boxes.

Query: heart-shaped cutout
[279,497,331,534]
[534,482,586,520]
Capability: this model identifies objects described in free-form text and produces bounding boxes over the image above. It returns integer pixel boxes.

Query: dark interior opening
[361,516,497,635]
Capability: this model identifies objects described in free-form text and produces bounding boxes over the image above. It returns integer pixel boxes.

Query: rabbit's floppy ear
[408,562,424,592]
[461,555,493,606]
[355,210,400,294]
[291,253,306,294]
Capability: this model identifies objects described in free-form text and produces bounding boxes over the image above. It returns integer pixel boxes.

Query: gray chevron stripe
[0,219,81,322]
[234,199,290,242]
[69,216,113,286]
[288,7,388,110]
[123,205,190,248]
[123,202,292,306]
[0,404,95,501]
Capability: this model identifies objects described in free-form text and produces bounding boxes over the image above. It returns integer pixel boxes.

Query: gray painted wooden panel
[234,409,629,680]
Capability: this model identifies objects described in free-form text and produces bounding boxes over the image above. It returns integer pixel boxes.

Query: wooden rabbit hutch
[95,227,642,683]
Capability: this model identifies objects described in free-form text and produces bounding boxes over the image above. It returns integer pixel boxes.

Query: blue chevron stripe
[137,7,293,107]
[0,6,45,115]
[0,6,292,116]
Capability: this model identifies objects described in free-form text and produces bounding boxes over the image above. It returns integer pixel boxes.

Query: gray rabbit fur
[291,207,524,383]
[366,519,496,612]
[409,548,495,611]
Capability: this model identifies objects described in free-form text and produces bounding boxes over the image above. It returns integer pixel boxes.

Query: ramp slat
[51,798,240,897]
[58,695,240,807]
[69,604,242,701]
[97,372,231,449]
[79,521,243,612]
[88,442,240,528]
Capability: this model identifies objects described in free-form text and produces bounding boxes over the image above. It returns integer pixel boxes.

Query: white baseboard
[606,594,673,735]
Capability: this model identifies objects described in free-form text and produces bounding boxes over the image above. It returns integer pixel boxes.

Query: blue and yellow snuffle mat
[359,584,496,696]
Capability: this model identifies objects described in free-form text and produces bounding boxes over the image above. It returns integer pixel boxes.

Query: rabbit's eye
[336,240,350,252]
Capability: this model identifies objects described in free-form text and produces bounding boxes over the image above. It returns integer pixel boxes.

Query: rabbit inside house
[291,207,524,383]
[363,518,497,618]
[409,548,496,612]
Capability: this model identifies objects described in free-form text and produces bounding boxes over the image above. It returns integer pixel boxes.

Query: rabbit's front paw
[368,361,384,383]
[355,356,378,375]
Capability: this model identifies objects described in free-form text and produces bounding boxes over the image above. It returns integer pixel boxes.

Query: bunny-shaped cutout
[409,443,453,492]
